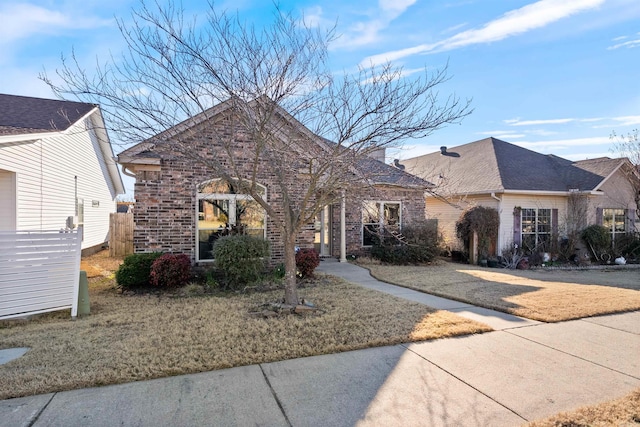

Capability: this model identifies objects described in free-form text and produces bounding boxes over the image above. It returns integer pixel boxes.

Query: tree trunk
[283,237,299,305]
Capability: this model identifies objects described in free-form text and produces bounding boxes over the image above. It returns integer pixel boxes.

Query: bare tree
[41,1,471,305]
[611,129,640,214]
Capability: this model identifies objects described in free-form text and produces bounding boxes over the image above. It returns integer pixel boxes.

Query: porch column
[319,208,326,257]
[340,189,347,262]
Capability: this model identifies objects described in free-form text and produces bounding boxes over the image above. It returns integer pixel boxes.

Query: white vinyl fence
[0,229,82,320]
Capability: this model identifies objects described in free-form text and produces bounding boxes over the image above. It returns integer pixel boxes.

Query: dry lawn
[363,260,640,322]
[526,387,640,427]
[0,253,490,400]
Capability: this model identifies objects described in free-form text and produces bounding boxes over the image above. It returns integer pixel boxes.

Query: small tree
[611,129,640,217]
[42,2,471,305]
[456,206,499,260]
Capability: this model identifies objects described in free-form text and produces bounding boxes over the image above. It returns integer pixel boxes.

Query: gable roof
[0,93,124,196]
[119,97,432,189]
[401,137,626,194]
[0,93,96,136]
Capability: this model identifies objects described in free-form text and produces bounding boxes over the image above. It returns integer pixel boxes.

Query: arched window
[196,179,266,261]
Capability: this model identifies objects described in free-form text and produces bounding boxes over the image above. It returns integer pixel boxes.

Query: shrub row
[115,236,322,291]
[370,221,440,265]
[116,252,192,290]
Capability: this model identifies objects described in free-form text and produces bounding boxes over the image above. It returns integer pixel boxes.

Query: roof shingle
[401,137,620,193]
[0,93,96,136]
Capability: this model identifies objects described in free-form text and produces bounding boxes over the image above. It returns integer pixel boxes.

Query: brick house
[401,137,639,255]
[117,98,430,264]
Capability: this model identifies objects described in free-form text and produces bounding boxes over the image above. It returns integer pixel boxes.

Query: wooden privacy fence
[109,212,134,257]
[0,229,82,320]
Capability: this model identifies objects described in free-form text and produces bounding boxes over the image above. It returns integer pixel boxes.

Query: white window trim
[362,200,402,247]
[195,179,267,262]
[603,208,626,242]
[520,207,552,250]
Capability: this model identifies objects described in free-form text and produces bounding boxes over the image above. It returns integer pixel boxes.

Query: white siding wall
[0,115,117,249]
[426,194,499,251]
[427,193,569,254]
[587,171,637,227]
[499,194,568,251]
[0,169,16,230]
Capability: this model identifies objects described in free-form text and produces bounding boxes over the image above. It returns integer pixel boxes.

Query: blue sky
[1,0,639,191]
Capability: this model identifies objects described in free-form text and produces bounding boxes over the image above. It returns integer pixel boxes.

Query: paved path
[2,261,639,426]
[317,259,540,331]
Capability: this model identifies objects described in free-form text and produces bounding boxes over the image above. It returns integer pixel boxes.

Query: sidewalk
[2,261,639,426]
[316,259,540,330]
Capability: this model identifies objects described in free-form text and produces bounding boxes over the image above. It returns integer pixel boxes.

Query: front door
[314,205,332,257]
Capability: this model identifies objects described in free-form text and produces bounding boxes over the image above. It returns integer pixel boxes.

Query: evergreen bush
[580,224,611,260]
[212,235,270,288]
[370,221,440,265]
[115,252,163,290]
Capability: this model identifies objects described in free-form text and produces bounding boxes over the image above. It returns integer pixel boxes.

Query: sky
[1,0,639,196]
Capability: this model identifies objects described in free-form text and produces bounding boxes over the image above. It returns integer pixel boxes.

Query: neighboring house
[118,99,429,264]
[401,137,639,255]
[0,94,125,252]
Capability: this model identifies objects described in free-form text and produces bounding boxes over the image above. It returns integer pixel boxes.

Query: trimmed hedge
[212,235,270,288]
[115,252,163,290]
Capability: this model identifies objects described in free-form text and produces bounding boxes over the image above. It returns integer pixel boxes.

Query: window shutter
[596,208,603,225]
[552,209,558,236]
[628,209,637,232]
[513,209,521,246]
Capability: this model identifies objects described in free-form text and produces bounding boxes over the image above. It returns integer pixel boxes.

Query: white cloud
[612,115,640,126]
[332,0,417,49]
[518,136,610,150]
[563,152,612,161]
[302,6,324,28]
[476,130,525,139]
[504,117,605,126]
[505,118,575,126]
[607,38,640,50]
[0,3,112,44]
[362,0,605,66]
[360,67,424,85]
[379,0,416,14]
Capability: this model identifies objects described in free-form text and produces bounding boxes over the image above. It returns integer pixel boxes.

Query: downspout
[491,192,502,255]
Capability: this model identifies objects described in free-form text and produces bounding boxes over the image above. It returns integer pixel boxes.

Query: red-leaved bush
[150,254,192,288]
[295,248,320,278]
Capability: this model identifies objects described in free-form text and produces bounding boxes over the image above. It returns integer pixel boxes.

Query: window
[521,208,551,252]
[603,208,626,242]
[196,179,266,261]
[362,201,401,246]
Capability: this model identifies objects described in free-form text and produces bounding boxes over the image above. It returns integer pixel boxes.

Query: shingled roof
[401,137,623,194]
[119,97,432,190]
[0,93,96,136]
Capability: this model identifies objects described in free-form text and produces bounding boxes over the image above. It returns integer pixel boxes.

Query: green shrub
[370,221,440,265]
[273,263,286,279]
[212,235,270,288]
[580,225,611,260]
[613,233,640,260]
[150,254,192,288]
[456,206,499,258]
[115,252,163,290]
[296,248,320,278]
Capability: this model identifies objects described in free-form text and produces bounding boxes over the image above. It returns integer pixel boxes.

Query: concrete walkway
[2,262,639,427]
[316,259,540,331]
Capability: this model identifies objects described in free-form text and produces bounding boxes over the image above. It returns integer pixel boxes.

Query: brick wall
[131,111,426,263]
[329,186,427,257]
